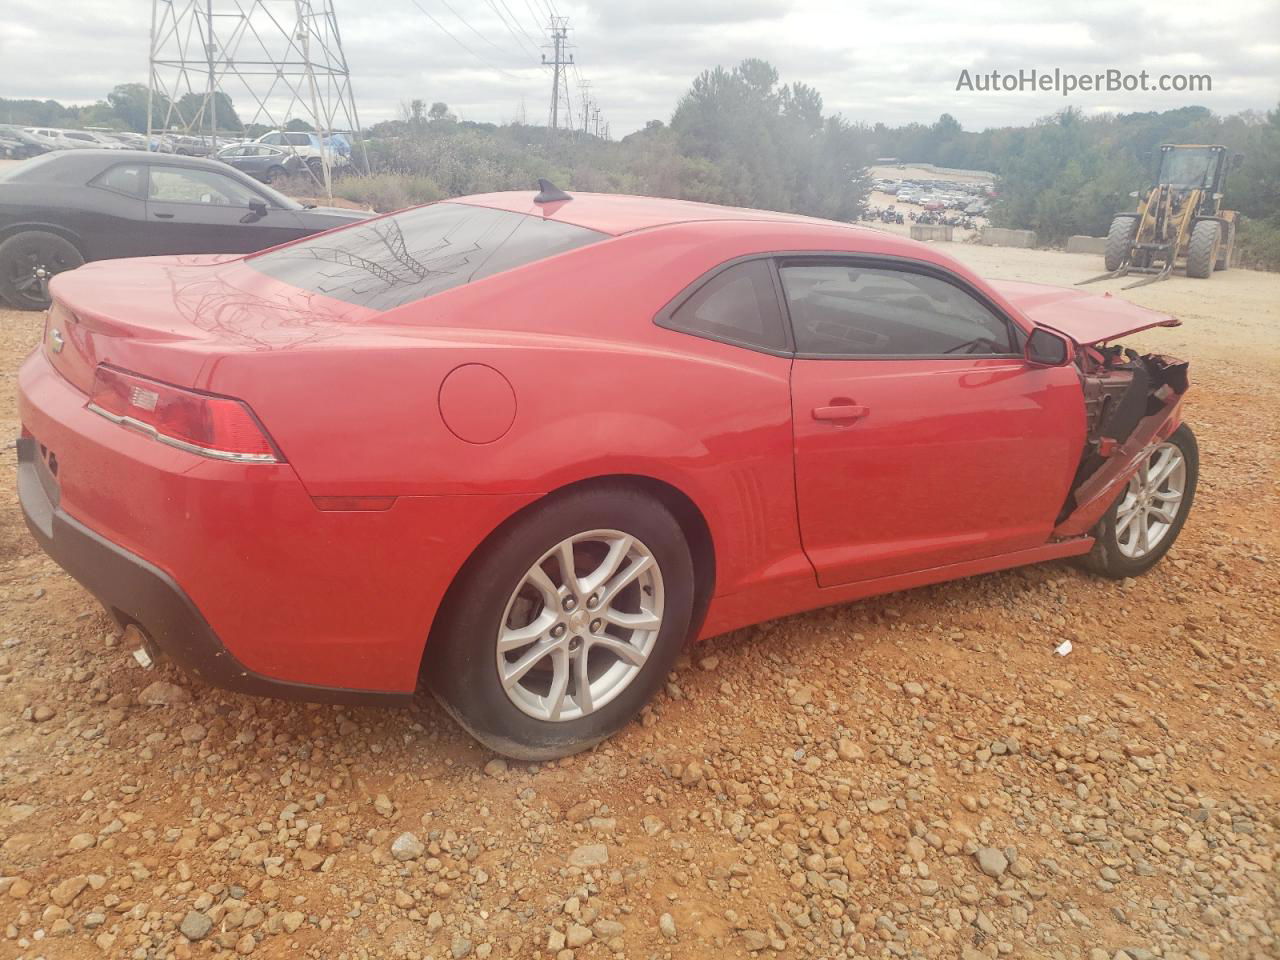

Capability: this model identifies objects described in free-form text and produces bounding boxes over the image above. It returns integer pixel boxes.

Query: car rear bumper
[17,435,410,705]
[17,347,537,701]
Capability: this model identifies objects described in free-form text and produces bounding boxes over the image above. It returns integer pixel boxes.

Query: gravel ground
[0,247,1277,960]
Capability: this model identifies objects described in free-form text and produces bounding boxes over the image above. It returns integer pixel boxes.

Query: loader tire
[1186,220,1219,279]
[1214,221,1233,271]
[1103,216,1138,272]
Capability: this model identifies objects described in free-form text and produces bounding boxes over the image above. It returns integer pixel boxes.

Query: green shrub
[1236,218,1280,271]
[331,173,443,213]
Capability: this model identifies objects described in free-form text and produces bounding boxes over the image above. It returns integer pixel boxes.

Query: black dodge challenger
[0,150,372,310]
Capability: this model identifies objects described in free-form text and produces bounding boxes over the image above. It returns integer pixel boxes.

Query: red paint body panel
[988,280,1180,345]
[790,357,1085,585]
[18,351,534,690]
[16,192,1186,697]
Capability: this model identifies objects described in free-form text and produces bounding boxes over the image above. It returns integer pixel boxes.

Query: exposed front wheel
[0,231,85,311]
[426,486,695,759]
[1082,424,1198,579]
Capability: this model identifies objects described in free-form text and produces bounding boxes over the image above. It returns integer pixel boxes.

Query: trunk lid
[989,280,1179,346]
[43,255,375,393]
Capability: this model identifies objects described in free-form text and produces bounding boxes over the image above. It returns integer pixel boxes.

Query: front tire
[1186,220,1219,279]
[1104,215,1138,272]
[1082,424,1198,579]
[0,231,85,311]
[426,485,695,760]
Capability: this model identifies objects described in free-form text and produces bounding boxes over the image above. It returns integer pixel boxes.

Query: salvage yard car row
[0,125,349,184]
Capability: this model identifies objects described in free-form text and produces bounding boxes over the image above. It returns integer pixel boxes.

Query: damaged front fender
[1053,348,1189,538]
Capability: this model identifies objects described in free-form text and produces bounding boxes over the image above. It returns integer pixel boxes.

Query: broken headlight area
[1057,345,1189,526]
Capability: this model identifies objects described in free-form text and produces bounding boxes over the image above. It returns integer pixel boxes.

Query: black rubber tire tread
[1080,423,1198,580]
[1185,220,1219,279]
[426,484,695,760]
[1104,216,1138,272]
[1214,221,1233,271]
[0,230,84,311]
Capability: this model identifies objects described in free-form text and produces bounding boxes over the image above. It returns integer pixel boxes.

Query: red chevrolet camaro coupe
[17,183,1196,758]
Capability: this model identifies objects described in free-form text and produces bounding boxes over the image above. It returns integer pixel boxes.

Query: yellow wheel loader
[1080,144,1241,290]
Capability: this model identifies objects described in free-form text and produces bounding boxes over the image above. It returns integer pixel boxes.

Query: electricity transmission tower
[541,16,573,130]
[147,0,369,194]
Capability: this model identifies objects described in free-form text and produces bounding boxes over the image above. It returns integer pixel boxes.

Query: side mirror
[1025,327,1071,366]
[243,199,269,223]
[1231,153,1244,170]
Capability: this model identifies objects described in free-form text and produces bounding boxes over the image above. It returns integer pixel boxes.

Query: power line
[408,0,527,80]
[484,0,541,59]
[521,0,547,35]
[496,0,544,52]
[437,0,528,60]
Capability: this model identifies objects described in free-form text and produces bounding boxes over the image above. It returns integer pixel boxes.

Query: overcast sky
[1,0,1277,135]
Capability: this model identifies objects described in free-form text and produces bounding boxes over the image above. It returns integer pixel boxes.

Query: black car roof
[1,149,242,184]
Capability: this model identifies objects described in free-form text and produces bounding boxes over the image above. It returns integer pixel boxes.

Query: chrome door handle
[812,404,870,421]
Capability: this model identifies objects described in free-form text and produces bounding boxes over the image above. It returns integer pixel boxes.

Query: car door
[78,161,155,259]
[782,257,1084,587]
[144,164,302,254]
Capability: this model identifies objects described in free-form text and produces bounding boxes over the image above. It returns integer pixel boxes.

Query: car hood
[989,280,1179,346]
[302,205,375,223]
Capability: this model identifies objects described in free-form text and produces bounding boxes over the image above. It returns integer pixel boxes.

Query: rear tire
[1186,220,1219,279]
[264,165,286,184]
[1104,215,1138,272]
[1081,424,1198,579]
[426,485,695,760]
[0,231,84,311]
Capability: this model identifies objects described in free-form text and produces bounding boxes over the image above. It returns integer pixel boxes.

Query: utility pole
[591,106,601,139]
[205,0,217,150]
[578,80,591,134]
[540,16,571,130]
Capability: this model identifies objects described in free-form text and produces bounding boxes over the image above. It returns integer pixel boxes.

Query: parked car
[0,126,49,160]
[255,130,350,176]
[0,150,372,309]
[215,143,304,183]
[24,128,96,151]
[16,185,1195,759]
[62,130,130,150]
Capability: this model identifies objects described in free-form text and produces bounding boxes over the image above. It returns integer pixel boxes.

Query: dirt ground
[0,240,1277,960]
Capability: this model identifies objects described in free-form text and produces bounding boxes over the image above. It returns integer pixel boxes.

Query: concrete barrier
[981,227,1037,248]
[910,224,954,242]
[1066,235,1108,255]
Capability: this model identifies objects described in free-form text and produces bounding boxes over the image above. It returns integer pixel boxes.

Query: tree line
[867,104,1280,268]
[3,72,1276,268]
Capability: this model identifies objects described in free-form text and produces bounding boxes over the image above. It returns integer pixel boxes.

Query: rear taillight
[88,365,280,463]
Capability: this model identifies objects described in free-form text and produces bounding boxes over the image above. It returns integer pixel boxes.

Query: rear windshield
[249,201,604,310]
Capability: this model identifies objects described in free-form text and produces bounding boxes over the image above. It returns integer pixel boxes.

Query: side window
[261,133,283,145]
[91,164,146,198]
[148,166,260,206]
[286,133,311,146]
[779,262,1015,357]
[661,260,788,353]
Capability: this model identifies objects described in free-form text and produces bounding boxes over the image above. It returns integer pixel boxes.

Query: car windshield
[1158,148,1217,188]
[247,201,606,311]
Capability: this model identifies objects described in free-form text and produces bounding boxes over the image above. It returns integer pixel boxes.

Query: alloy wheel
[1115,441,1186,559]
[5,238,78,308]
[496,529,664,722]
